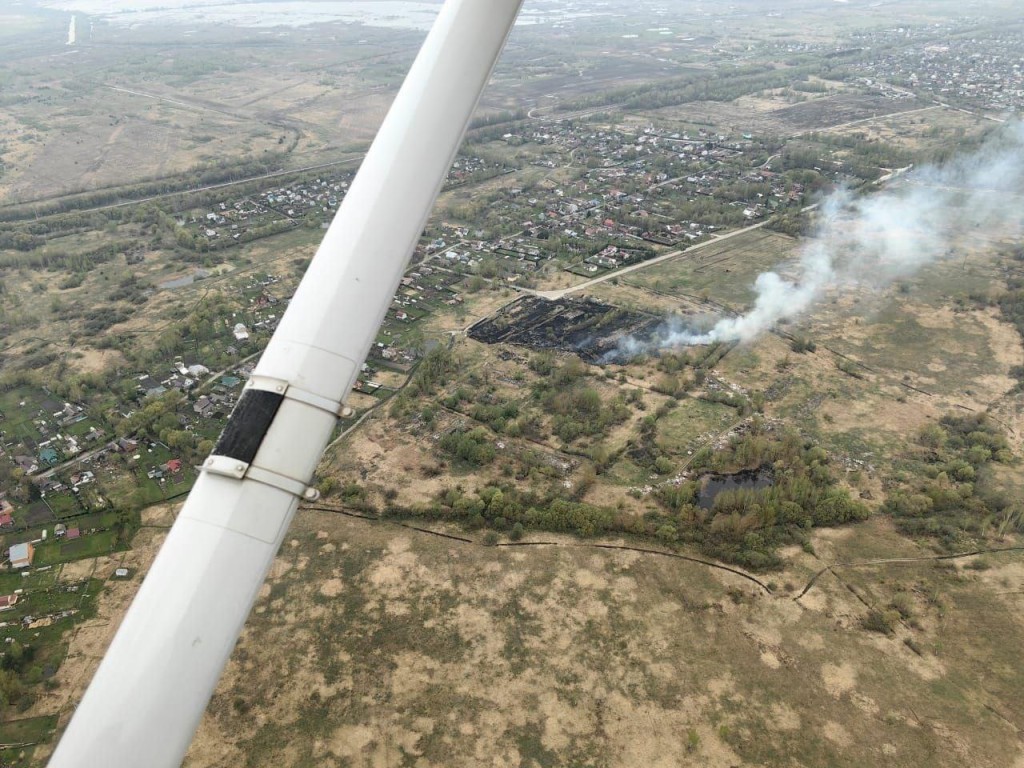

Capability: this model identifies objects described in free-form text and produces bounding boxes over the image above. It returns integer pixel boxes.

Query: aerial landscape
[0,0,1023,765]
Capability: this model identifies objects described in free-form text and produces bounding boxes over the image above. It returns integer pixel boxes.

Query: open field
[618,229,801,309]
[226,196,1024,765]
[181,509,1024,768]
[0,3,706,206]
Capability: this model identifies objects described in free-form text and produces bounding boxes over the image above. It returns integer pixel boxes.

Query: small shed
[9,543,34,570]
[0,595,18,611]
[66,528,81,540]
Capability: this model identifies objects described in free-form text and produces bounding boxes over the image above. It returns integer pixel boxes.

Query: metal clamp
[201,455,321,501]
[246,375,354,418]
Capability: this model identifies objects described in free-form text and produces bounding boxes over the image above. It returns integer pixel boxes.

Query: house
[0,511,12,528]
[0,595,18,611]
[14,456,38,474]
[70,471,94,488]
[55,523,67,537]
[9,542,34,569]
[233,323,250,341]
[39,478,64,494]
[116,437,139,453]
[165,459,183,474]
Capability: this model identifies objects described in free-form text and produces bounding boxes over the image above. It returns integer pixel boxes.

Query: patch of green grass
[625,230,799,307]
[45,494,81,517]
[513,726,561,766]
[655,397,736,456]
[0,714,57,748]
[603,455,651,486]
[32,529,120,566]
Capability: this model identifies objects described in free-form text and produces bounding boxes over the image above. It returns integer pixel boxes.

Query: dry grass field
[179,510,1023,768]
[161,220,1024,767]
[161,208,1024,765]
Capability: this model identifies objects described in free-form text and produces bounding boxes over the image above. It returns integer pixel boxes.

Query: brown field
[617,228,801,309]
[827,106,994,153]
[167,224,1024,767]
[0,18,423,203]
[636,83,990,147]
[180,509,1024,768]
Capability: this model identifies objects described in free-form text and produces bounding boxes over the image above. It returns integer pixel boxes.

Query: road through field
[532,218,771,301]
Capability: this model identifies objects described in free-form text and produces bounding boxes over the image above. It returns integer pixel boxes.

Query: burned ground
[468,295,664,363]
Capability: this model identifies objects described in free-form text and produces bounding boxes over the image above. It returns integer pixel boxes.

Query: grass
[0,388,54,447]
[2,584,91,623]
[0,569,56,596]
[623,229,800,307]
[45,494,80,518]
[31,530,120,567]
[654,396,738,457]
[193,508,1024,768]
[0,715,57,744]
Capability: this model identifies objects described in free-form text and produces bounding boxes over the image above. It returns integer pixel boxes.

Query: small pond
[697,469,773,510]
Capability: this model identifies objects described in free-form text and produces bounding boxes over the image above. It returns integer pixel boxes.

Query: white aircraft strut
[48,1,524,765]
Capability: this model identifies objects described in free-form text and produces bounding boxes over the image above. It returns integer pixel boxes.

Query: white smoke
[613,121,1024,356]
[67,15,76,45]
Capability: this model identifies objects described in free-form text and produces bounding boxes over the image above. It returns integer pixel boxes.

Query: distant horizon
[31,0,621,32]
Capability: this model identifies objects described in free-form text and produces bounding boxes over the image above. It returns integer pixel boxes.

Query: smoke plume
[613,120,1024,356]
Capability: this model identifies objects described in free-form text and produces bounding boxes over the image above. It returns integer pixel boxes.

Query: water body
[697,469,773,511]
[158,269,210,290]
[38,0,613,31]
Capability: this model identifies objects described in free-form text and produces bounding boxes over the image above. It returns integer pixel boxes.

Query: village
[180,153,513,248]
[0,109,878,592]
[853,28,1024,114]
[177,118,819,272]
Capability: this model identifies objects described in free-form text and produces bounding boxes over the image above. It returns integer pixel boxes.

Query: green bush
[861,609,896,635]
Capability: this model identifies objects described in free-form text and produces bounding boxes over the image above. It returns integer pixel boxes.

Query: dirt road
[532,218,771,301]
